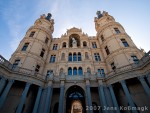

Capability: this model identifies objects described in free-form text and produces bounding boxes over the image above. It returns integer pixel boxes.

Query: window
[61,53,65,60]
[98,69,105,77]
[29,31,35,37]
[73,67,77,75]
[94,53,101,61]
[131,55,139,63]
[105,46,110,55]
[121,39,129,47]
[47,70,53,76]
[78,67,83,75]
[85,52,89,59]
[68,53,72,61]
[87,67,91,74]
[111,62,116,70]
[73,53,77,61]
[50,55,56,63]
[35,65,40,72]
[68,67,72,75]
[22,43,29,51]
[101,35,104,42]
[83,41,87,47]
[114,28,120,34]
[92,42,97,48]
[62,42,66,48]
[53,44,58,50]
[40,48,45,57]
[45,37,49,44]
[12,59,20,69]
[78,52,82,61]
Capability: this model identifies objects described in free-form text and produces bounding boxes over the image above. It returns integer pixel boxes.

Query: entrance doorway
[66,85,86,113]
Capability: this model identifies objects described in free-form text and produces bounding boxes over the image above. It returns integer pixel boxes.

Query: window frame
[22,43,29,51]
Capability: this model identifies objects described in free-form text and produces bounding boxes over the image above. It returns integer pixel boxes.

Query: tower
[95,11,144,71]
[9,13,54,76]
[0,11,149,113]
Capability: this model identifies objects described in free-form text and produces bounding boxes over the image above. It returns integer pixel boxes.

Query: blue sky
[0,0,150,60]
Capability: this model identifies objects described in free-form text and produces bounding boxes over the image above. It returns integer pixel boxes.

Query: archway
[53,102,59,113]
[66,85,86,113]
[69,34,80,47]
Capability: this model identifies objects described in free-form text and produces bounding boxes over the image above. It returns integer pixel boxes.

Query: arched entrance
[66,85,86,113]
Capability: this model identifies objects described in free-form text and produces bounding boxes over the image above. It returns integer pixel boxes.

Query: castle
[0,11,150,113]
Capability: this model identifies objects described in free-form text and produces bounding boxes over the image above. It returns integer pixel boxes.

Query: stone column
[120,80,138,113]
[138,76,150,98]
[86,80,93,113]
[98,85,108,113]
[32,87,42,113]
[108,85,120,113]
[146,74,150,85]
[0,79,14,108]
[0,77,7,94]
[16,83,31,113]
[44,85,53,113]
[58,84,65,113]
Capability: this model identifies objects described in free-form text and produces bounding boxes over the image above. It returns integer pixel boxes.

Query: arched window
[73,67,77,75]
[85,52,89,59]
[62,42,66,48]
[68,53,72,61]
[83,41,87,47]
[73,53,77,61]
[61,53,65,60]
[68,67,72,75]
[87,67,91,74]
[78,67,83,75]
[78,52,82,61]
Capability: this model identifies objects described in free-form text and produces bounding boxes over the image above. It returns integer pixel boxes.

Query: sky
[0,0,150,60]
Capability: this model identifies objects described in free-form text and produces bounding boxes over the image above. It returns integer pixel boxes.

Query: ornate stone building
[0,11,150,113]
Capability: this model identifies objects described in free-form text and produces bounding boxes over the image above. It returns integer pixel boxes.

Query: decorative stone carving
[45,13,52,21]
[72,37,77,48]
[96,11,103,19]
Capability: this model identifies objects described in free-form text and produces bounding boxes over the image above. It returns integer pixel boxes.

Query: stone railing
[106,51,150,77]
[0,50,149,83]
[0,55,45,80]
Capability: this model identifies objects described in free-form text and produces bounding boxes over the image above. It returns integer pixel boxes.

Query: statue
[72,37,77,44]
[72,37,77,48]
[45,13,52,21]
[96,11,103,19]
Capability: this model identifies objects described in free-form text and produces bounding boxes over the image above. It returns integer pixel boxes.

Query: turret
[9,13,54,75]
[95,11,144,72]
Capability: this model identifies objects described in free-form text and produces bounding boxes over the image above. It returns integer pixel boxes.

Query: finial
[45,13,52,21]
[96,11,103,19]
